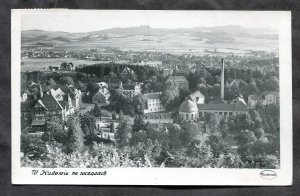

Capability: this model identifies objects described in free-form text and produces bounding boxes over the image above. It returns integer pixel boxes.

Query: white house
[262,91,278,105]
[144,92,165,113]
[190,90,205,104]
[248,91,278,107]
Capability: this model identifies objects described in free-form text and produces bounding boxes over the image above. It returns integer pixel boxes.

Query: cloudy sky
[21,10,288,32]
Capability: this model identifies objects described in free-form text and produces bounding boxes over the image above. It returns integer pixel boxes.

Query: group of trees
[186,64,279,101]
[109,89,146,116]
[77,63,164,83]
[160,81,190,110]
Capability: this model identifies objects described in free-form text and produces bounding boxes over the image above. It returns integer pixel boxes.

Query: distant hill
[21,25,278,52]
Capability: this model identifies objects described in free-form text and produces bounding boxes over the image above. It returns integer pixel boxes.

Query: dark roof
[58,101,69,110]
[208,98,226,104]
[145,93,161,100]
[166,76,188,82]
[38,94,63,111]
[197,102,248,112]
[248,95,265,100]
[52,85,75,96]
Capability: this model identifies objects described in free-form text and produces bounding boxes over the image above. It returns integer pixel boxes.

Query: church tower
[221,58,225,100]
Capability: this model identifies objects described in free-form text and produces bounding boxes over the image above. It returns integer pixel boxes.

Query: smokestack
[221,58,225,100]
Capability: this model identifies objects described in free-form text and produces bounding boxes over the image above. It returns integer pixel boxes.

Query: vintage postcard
[11,10,292,185]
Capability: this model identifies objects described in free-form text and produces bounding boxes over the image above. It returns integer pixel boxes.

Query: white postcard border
[11,9,292,185]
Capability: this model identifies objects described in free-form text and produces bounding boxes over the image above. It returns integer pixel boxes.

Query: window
[224,112,228,115]
[219,112,222,115]
[229,112,232,115]
[186,114,188,119]
[191,113,194,119]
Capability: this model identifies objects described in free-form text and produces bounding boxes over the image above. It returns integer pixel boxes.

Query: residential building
[31,93,72,132]
[49,85,82,110]
[190,90,205,104]
[248,91,278,107]
[163,68,173,77]
[144,92,165,113]
[118,82,141,97]
[92,88,110,106]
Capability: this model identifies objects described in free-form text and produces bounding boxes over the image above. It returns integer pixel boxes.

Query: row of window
[149,107,163,112]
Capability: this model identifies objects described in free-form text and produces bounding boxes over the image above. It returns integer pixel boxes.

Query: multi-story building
[143,92,165,113]
[248,91,278,107]
[31,93,72,132]
[118,82,141,98]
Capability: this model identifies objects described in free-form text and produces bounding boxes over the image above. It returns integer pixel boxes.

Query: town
[20,46,280,168]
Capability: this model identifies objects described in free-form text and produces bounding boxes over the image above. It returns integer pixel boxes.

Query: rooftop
[179,98,198,113]
[166,76,188,83]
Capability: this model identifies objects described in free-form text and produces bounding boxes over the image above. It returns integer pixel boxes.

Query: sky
[21,10,288,32]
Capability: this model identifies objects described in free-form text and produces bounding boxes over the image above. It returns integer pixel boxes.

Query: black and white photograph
[11,10,292,185]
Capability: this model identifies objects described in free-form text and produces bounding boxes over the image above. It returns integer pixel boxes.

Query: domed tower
[179,97,198,121]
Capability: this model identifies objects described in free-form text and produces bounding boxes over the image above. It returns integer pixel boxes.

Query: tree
[132,94,147,115]
[180,122,200,146]
[186,140,214,166]
[217,153,244,168]
[119,110,124,120]
[132,115,145,133]
[235,113,255,132]
[110,122,115,133]
[80,113,97,140]
[93,104,102,118]
[42,116,66,144]
[21,133,47,160]
[60,76,74,86]
[206,134,230,158]
[112,111,117,120]
[47,78,56,85]
[65,115,84,153]
[115,119,131,148]
[265,76,279,91]
[235,130,257,146]
[208,113,220,133]
[253,127,265,139]
[160,81,179,110]
[77,81,87,92]
[167,123,182,150]
[130,130,147,146]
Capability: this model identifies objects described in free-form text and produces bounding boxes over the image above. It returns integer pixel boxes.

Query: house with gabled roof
[31,93,71,132]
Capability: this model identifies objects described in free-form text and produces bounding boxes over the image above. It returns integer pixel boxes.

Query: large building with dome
[179,59,248,121]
